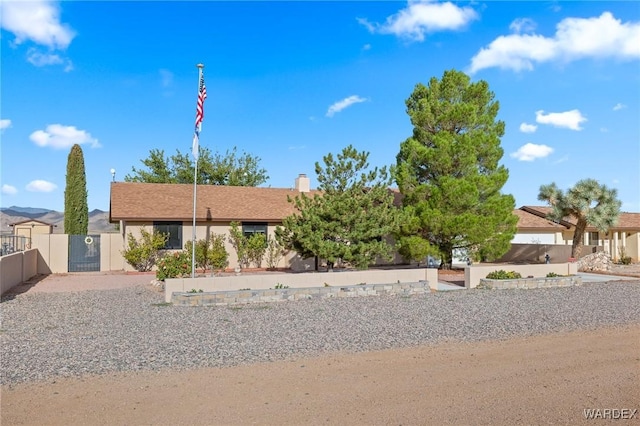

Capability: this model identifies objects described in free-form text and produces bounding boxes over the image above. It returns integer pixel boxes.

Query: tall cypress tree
[64,144,89,235]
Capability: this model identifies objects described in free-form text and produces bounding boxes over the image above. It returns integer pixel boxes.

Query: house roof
[513,209,567,230]
[521,206,640,231]
[10,219,54,227]
[110,182,317,222]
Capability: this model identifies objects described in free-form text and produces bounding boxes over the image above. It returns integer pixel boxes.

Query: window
[588,231,599,246]
[153,221,183,249]
[242,222,267,239]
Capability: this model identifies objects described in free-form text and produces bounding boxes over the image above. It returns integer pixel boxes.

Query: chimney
[295,173,310,192]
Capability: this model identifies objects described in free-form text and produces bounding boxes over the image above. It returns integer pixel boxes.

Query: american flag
[192,71,207,159]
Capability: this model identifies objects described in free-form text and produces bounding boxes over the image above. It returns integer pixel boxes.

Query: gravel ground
[2,281,640,386]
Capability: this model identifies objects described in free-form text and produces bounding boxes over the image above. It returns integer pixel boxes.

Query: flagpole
[192,63,204,278]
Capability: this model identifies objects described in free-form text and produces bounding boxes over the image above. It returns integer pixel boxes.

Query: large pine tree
[64,144,89,235]
[394,69,517,268]
[277,145,400,270]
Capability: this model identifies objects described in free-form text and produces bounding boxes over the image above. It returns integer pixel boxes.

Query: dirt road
[2,326,638,425]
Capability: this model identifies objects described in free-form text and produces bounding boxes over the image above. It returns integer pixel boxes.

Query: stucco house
[512,206,640,262]
[109,174,318,271]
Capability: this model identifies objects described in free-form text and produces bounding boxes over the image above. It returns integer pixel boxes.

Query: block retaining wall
[171,281,430,306]
[477,276,582,290]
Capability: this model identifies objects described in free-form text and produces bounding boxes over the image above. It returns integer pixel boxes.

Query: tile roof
[110,182,317,222]
[521,206,640,230]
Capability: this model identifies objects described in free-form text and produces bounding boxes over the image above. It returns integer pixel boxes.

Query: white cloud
[469,12,640,73]
[535,109,587,131]
[0,119,12,131]
[27,49,63,66]
[26,180,57,193]
[0,1,75,70]
[509,18,537,34]
[30,124,101,149]
[519,122,537,133]
[26,48,72,71]
[1,184,18,195]
[510,143,554,161]
[600,127,608,133]
[0,0,75,49]
[613,103,626,111]
[357,0,478,42]
[326,95,368,117]
[362,43,371,51]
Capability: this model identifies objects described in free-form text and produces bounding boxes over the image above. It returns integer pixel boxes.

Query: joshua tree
[538,179,621,258]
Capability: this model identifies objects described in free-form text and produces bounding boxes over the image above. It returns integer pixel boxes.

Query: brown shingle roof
[521,206,640,231]
[513,209,567,230]
[10,219,54,227]
[110,182,317,222]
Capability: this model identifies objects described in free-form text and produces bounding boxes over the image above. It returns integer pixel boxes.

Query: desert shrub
[246,233,267,268]
[546,272,563,278]
[229,221,250,268]
[156,251,191,281]
[486,270,522,280]
[121,226,167,272]
[265,234,287,270]
[185,234,229,273]
[209,234,230,271]
[617,246,632,265]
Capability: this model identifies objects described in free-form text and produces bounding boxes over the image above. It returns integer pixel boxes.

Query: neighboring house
[110,174,318,271]
[10,219,54,239]
[514,206,640,262]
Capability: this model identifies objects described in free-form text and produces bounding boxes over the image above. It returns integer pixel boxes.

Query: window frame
[242,222,268,239]
[153,221,183,250]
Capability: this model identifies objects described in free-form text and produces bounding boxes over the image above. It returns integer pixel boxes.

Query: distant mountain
[0,207,117,234]
[0,206,53,219]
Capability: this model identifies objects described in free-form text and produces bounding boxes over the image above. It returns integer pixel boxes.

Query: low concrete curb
[172,281,430,306]
[477,275,582,290]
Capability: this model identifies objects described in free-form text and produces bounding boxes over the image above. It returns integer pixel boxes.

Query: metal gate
[68,235,101,272]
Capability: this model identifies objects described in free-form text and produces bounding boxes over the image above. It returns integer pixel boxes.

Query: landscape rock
[578,251,613,272]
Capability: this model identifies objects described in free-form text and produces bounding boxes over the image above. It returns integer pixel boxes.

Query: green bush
[121,226,168,272]
[229,221,250,268]
[485,270,522,280]
[156,251,191,281]
[246,233,267,268]
[265,234,287,270]
[185,234,229,274]
[546,272,563,278]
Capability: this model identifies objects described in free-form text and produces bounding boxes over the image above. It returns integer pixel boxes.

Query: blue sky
[1,1,639,213]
